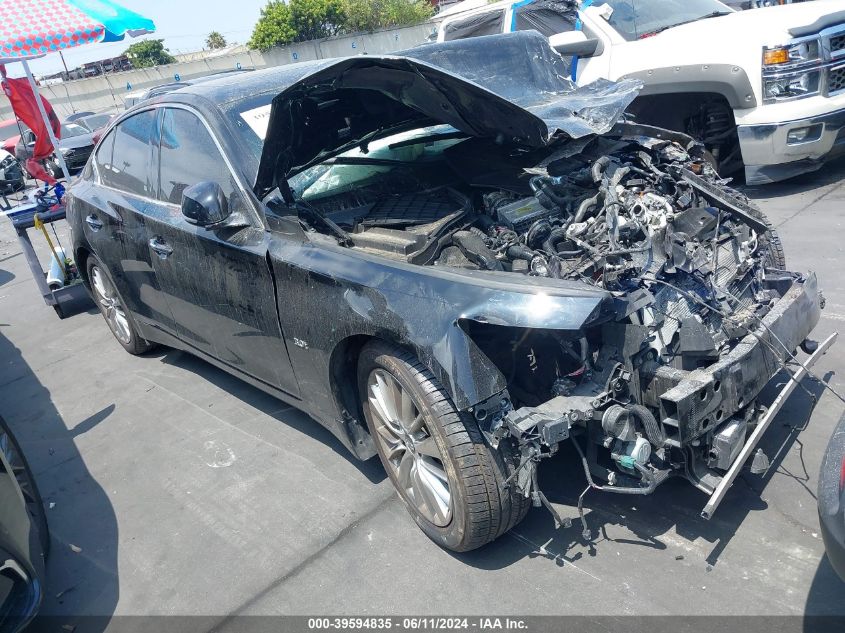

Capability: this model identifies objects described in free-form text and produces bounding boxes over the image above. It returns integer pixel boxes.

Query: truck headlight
[763,69,821,102]
[763,40,820,66]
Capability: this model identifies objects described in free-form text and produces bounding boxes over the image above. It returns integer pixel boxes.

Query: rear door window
[99,110,157,197]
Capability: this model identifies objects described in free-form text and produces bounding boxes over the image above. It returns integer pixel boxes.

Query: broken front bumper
[502,272,829,519]
[642,272,823,446]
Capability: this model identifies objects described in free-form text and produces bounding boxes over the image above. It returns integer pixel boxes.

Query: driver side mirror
[181,181,231,227]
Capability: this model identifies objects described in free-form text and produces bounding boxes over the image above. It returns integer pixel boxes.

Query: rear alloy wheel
[358,341,530,552]
[87,255,155,355]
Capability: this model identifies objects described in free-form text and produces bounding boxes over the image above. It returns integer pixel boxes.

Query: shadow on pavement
[155,347,387,485]
[456,368,834,571]
[0,327,117,630]
[804,555,845,624]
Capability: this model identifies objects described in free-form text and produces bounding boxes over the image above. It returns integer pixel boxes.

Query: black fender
[267,236,613,459]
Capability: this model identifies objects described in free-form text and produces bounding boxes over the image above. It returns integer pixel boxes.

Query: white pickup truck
[436,0,845,184]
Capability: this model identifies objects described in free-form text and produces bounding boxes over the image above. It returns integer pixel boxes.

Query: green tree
[248,0,346,50]
[248,1,296,50]
[291,0,346,40]
[124,39,176,68]
[343,0,433,33]
[206,31,228,49]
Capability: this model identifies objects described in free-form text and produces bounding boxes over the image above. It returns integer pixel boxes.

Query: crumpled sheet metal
[256,31,642,196]
[402,30,642,141]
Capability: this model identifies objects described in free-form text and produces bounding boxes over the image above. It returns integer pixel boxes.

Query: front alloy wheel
[358,341,530,552]
[367,368,452,526]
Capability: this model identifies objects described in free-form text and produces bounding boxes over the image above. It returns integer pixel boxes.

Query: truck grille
[830,66,845,94]
[819,25,845,96]
[831,32,845,56]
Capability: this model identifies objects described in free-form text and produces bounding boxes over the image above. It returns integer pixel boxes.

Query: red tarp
[0,65,61,183]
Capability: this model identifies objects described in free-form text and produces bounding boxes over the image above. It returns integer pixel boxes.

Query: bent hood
[255,31,640,198]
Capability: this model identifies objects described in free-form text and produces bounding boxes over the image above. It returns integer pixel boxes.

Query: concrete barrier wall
[0,22,437,121]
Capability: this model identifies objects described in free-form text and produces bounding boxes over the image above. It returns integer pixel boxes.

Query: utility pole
[58,50,77,113]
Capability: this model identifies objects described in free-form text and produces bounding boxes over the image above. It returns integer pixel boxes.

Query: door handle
[85,214,103,231]
[149,237,173,259]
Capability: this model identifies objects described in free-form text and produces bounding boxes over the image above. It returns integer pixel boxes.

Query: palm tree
[205,31,227,50]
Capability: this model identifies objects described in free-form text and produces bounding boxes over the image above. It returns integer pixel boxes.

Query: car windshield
[228,96,462,200]
[596,0,732,41]
[79,114,113,132]
[61,123,89,138]
[288,126,463,202]
[227,94,275,165]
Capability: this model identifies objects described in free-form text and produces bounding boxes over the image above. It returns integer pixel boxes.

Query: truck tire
[358,340,530,552]
[757,213,787,270]
[731,194,787,269]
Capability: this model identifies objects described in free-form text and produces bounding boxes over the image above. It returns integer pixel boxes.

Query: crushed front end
[456,126,829,531]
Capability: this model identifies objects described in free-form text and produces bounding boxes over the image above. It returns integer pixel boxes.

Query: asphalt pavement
[1,161,844,628]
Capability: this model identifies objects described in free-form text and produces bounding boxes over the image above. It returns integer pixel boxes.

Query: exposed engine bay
[287,122,826,528]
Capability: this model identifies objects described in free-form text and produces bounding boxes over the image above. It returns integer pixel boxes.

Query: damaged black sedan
[66,32,830,552]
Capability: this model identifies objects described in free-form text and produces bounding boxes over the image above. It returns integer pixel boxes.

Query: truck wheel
[87,254,155,355]
[358,340,530,552]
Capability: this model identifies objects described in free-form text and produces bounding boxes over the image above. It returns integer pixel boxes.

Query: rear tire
[358,340,530,552]
[87,254,155,355]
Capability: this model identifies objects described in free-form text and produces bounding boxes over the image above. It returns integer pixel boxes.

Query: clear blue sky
[9,0,268,77]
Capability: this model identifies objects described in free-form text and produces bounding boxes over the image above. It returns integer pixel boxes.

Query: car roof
[161,59,335,107]
[145,69,256,98]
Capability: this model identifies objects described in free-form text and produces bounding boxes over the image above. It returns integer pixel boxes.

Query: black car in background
[15,122,96,178]
[67,32,824,552]
[74,113,115,136]
[63,111,95,123]
[819,411,845,581]
[0,414,48,632]
[0,151,25,194]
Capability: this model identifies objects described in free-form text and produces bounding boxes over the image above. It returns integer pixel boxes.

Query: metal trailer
[5,199,91,318]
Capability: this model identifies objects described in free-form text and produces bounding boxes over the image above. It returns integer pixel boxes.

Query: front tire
[358,341,529,552]
[87,254,155,355]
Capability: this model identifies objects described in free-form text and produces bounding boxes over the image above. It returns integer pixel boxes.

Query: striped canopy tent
[0,0,155,177]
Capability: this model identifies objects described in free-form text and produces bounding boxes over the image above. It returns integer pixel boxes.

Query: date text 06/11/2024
[307,618,529,630]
